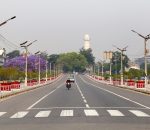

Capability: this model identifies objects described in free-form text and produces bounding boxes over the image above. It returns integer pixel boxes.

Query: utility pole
[131,30,150,86]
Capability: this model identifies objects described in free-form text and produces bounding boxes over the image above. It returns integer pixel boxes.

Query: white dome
[84,34,90,41]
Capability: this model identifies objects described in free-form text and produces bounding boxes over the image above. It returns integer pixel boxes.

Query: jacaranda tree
[4,55,46,72]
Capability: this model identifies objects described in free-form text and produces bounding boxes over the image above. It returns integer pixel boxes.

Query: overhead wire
[0,34,21,52]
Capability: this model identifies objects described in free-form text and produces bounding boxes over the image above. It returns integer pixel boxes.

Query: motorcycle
[66,80,71,90]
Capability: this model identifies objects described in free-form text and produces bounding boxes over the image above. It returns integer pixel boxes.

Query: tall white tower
[84,34,90,50]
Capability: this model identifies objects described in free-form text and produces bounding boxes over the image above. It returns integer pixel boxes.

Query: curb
[86,75,150,95]
[0,75,63,100]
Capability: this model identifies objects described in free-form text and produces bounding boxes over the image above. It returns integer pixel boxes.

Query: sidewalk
[86,74,150,95]
[0,74,63,99]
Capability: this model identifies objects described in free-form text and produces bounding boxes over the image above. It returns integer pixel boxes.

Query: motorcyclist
[66,79,71,90]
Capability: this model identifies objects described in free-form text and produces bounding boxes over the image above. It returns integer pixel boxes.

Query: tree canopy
[57,52,88,72]
[79,48,95,66]
[7,50,20,59]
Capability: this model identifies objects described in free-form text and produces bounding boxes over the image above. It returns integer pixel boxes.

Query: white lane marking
[10,111,28,118]
[84,99,87,103]
[27,83,64,110]
[84,109,99,116]
[86,104,90,108]
[129,110,150,117]
[35,111,51,117]
[75,77,90,108]
[80,76,150,110]
[29,107,147,110]
[60,110,73,117]
[0,112,6,117]
[107,110,124,116]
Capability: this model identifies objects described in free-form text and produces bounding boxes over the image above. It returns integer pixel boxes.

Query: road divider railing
[0,83,11,91]
[11,81,20,89]
[87,74,145,89]
[0,74,63,99]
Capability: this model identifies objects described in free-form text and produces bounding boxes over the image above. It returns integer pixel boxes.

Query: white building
[125,60,140,72]
[0,48,5,66]
[83,34,90,50]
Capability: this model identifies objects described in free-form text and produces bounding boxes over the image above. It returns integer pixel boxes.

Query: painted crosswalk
[60,110,73,116]
[35,111,51,118]
[0,112,7,117]
[0,109,150,119]
[129,110,150,117]
[10,111,28,119]
[84,109,99,116]
[107,110,124,116]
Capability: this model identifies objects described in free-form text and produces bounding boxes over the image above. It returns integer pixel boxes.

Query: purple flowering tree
[4,55,46,72]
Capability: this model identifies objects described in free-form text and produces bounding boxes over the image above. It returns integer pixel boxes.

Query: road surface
[0,74,150,130]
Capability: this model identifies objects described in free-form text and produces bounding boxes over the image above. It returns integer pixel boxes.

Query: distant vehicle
[68,75,75,83]
[69,77,75,83]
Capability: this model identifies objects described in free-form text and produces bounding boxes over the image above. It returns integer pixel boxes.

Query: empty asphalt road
[0,74,150,130]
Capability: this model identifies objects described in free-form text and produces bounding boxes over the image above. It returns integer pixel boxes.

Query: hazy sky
[0,0,150,61]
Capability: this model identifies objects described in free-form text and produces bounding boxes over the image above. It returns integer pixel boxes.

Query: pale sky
[0,0,150,61]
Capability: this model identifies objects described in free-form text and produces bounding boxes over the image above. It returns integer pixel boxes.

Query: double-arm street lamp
[131,30,150,86]
[99,60,104,80]
[21,40,37,86]
[113,45,127,86]
[104,51,113,84]
[0,16,16,27]
[35,51,41,84]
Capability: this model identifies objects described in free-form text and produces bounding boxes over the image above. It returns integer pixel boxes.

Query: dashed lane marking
[80,76,150,110]
[75,77,90,108]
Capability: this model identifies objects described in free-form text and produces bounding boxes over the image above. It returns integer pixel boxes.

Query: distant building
[0,48,5,66]
[125,60,140,72]
[135,55,150,65]
[83,34,90,50]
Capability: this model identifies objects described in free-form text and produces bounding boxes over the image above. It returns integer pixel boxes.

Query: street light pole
[35,51,41,84]
[131,30,150,86]
[21,40,37,86]
[98,63,100,76]
[50,62,51,80]
[46,60,48,82]
[113,45,127,86]
[104,51,113,84]
[101,61,104,80]
[0,16,16,26]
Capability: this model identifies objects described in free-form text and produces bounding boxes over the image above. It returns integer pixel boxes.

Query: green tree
[57,52,88,72]
[79,48,95,65]
[47,54,59,68]
[111,51,129,74]
[140,63,150,76]
[0,67,24,81]
[124,68,144,80]
[7,50,20,59]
